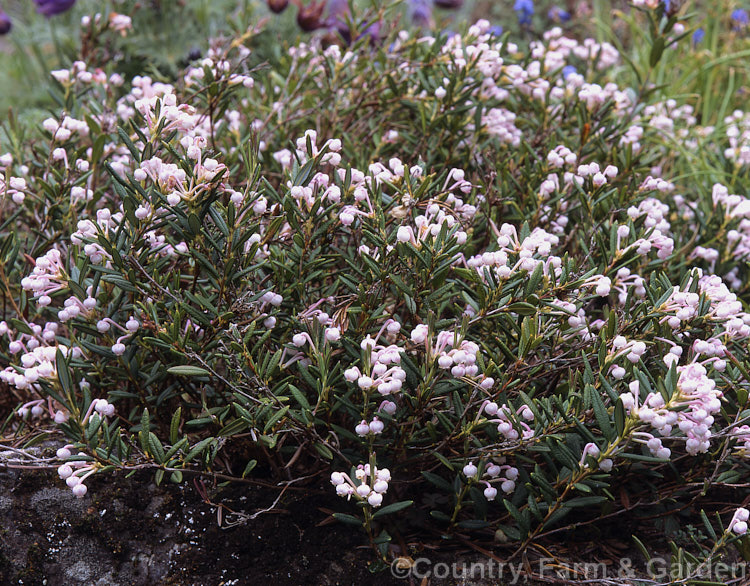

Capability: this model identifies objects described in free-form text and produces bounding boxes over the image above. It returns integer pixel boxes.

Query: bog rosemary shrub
[2,0,750,569]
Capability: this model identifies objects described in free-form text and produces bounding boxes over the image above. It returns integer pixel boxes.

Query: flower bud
[356,483,371,497]
[434,0,463,7]
[410,325,428,344]
[463,462,477,478]
[35,0,77,18]
[373,480,388,493]
[267,0,289,13]
[355,420,370,436]
[438,355,453,369]
[369,417,384,434]
[584,442,600,459]
[325,327,341,342]
[297,0,326,31]
[0,11,11,35]
[656,447,671,460]
[367,492,383,507]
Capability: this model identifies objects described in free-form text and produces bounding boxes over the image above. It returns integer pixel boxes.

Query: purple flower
[326,0,349,36]
[488,25,503,37]
[562,65,577,79]
[513,0,534,26]
[33,0,77,17]
[732,8,749,29]
[410,0,432,27]
[547,6,570,23]
[692,27,705,45]
[327,0,348,20]
[356,20,381,44]
[0,10,11,35]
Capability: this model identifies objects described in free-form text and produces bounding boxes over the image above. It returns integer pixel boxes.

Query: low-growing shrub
[2,0,750,575]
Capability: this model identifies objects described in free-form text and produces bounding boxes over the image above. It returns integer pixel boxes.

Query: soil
[1,454,747,586]
[0,465,399,586]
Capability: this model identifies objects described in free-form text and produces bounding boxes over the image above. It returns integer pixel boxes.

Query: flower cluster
[57,445,96,498]
[330,464,391,508]
[728,508,749,535]
[483,400,535,442]
[3,4,750,568]
[345,322,406,397]
[463,460,519,499]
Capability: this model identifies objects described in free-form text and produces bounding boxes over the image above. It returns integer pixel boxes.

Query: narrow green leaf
[614,398,625,437]
[421,471,453,492]
[263,405,290,432]
[56,349,72,396]
[332,513,363,526]
[373,500,414,519]
[242,459,257,478]
[170,407,181,445]
[167,365,211,377]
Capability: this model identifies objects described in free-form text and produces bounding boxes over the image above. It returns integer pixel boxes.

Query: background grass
[3,0,750,167]
[0,0,266,119]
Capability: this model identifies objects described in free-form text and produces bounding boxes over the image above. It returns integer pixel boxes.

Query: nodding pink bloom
[729,508,749,535]
[331,464,390,507]
[34,0,76,17]
[462,462,478,478]
[580,442,600,467]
